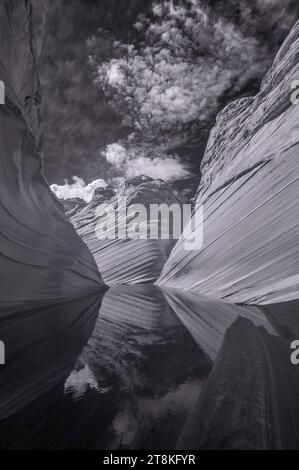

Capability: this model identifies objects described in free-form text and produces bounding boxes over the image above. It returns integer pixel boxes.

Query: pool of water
[0,285,298,450]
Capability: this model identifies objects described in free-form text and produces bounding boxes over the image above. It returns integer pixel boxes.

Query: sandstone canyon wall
[71,176,185,285]
[158,22,299,305]
[0,0,104,307]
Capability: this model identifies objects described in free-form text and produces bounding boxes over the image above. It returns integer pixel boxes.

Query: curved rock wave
[0,1,105,305]
[158,22,299,304]
[72,177,185,285]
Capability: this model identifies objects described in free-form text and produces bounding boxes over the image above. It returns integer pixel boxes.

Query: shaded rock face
[92,186,115,203]
[0,1,104,305]
[158,22,299,305]
[72,176,186,285]
[60,197,88,218]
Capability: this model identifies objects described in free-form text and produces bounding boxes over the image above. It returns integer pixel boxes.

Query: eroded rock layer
[0,1,104,305]
[158,22,299,305]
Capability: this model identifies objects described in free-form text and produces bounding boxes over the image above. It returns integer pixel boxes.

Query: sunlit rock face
[72,176,186,285]
[0,1,104,305]
[158,22,299,305]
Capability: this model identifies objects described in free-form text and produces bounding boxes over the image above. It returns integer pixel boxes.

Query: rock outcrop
[158,22,299,304]
[72,176,186,285]
[0,1,104,306]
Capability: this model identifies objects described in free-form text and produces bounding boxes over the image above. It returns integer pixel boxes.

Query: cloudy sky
[40,0,299,193]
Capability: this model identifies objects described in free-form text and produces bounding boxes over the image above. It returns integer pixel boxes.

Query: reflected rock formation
[158,22,299,305]
[162,288,276,360]
[177,312,299,450]
[0,0,104,306]
[0,285,211,449]
[161,290,299,450]
[0,287,299,450]
[66,285,211,449]
[0,293,103,426]
[72,177,185,285]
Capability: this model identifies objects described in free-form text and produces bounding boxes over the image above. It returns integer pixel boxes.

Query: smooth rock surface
[0,1,104,305]
[158,22,299,304]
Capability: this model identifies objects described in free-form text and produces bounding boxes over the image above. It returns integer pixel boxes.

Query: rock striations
[0,1,104,307]
[158,22,299,305]
[71,176,185,285]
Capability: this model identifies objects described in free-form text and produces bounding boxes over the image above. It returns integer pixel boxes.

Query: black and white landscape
[0,0,299,451]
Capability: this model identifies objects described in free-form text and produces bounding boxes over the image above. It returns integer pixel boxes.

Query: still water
[0,285,298,450]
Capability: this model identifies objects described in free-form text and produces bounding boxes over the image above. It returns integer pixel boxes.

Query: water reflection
[162,288,276,360]
[0,294,103,422]
[0,287,298,449]
[66,285,211,449]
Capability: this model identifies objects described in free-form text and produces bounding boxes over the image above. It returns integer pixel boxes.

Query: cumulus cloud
[102,143,191,182]
[106,63,125,86]
[51,176,107,202]
[95,0,270,142]
[43,0,299,185]
[125,156,191,181]
[105,143,128,165]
